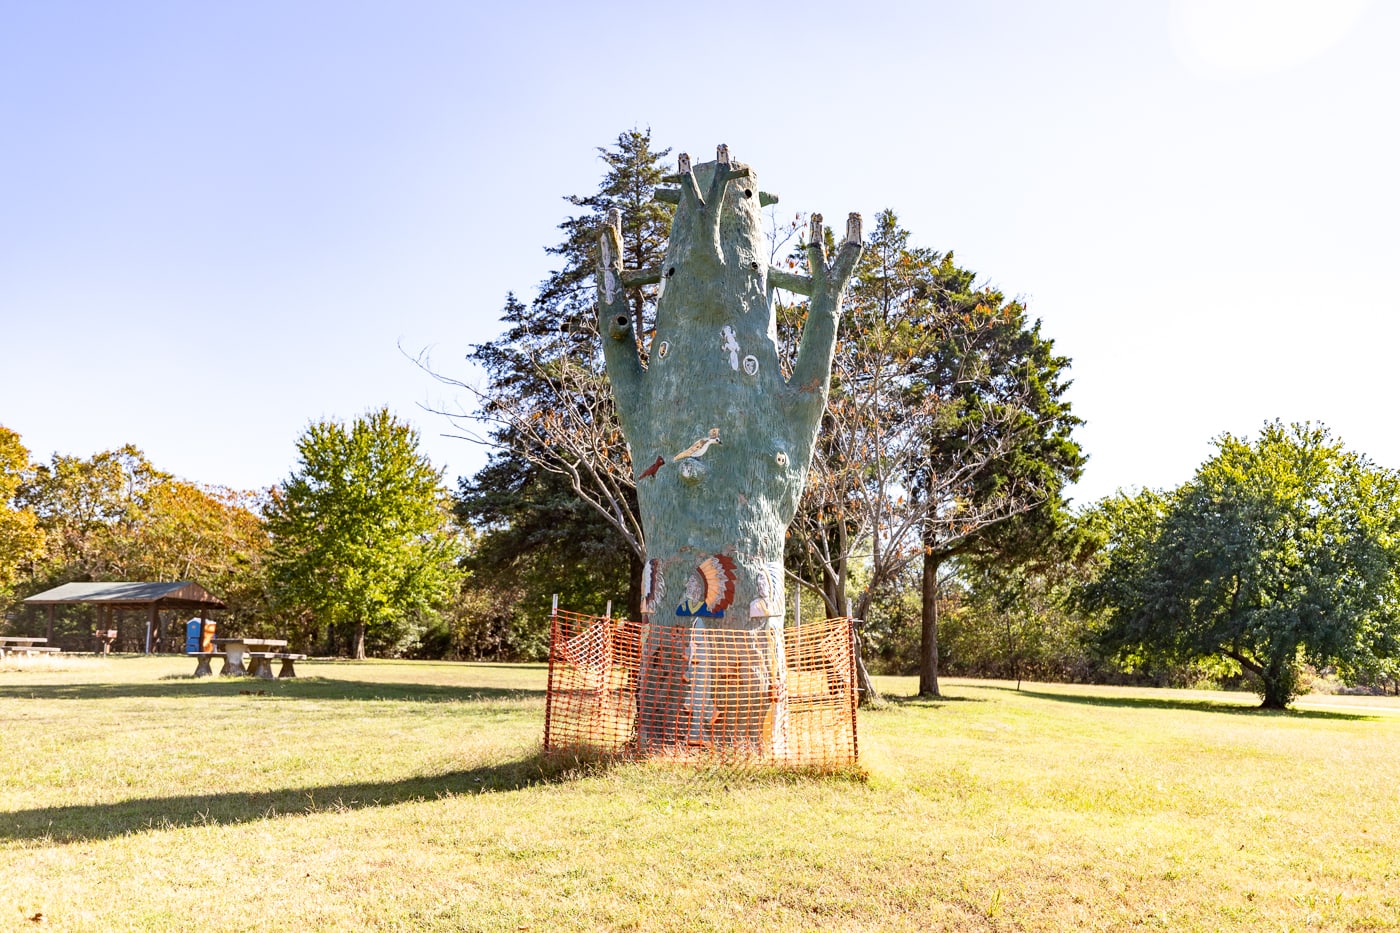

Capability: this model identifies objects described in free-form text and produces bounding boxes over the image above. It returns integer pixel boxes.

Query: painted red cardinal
[637,455,665,481]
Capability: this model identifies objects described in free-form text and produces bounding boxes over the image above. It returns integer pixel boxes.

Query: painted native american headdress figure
[677,554,737,618]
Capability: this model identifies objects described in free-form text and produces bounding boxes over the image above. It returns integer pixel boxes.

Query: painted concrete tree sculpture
[596,145,862,750]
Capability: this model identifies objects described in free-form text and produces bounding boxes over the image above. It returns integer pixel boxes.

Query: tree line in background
[442,130,1400,706]
[0,428,269,647]
[5,131,1399,706]
[0,412,464,660]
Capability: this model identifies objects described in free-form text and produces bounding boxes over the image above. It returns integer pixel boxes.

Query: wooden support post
[146,605,156,655]
[46,605,55,642]
[543,594,560,751]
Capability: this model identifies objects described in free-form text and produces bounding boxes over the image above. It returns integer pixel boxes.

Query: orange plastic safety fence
[544,609,858,767]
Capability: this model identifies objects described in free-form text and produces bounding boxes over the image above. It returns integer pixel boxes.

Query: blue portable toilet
[184,618,203,654]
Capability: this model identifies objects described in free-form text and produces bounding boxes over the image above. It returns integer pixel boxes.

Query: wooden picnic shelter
[23,581,227,654]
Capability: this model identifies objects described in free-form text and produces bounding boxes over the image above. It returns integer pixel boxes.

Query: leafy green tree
[1081,422,1400,708]
[947,525,1099,686]
[265,408,460,658]
[411,566,538,661]
[1336,645,1400,695]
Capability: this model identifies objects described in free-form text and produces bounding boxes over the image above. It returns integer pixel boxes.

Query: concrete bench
[274,653,307,678]
[191,650,304,678]
[0,645,62,658]
[188,651,228,677]
[246,652,279,679]
[0,638,57,659]
[247,651,308,679]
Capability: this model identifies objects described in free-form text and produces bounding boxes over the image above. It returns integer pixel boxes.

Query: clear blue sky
[2,0,1396,505]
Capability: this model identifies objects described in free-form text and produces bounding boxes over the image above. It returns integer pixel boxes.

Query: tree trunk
[1259,677,1290,709]
[1259,656,1299,709]
[1229,646,1298,710]
[853,628,882,704]
[846,591,883,706]
[1005,617,1021,690]
[354,621,367,660]
[627,551,644,622]
[919,550,943,697]
[821,564,842,620]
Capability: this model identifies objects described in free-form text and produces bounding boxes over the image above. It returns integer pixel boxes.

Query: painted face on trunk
[676,570,709,618]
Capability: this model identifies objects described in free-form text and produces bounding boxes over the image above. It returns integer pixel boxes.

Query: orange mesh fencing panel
[544,610,858,767]
[542,610,642,755]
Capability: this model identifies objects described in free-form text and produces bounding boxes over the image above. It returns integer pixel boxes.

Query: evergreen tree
[787,211,1083,699]
[905,247,1084,697]
[452,129,673,620]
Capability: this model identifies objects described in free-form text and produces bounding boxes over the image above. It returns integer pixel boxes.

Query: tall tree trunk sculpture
[597,146,862,752]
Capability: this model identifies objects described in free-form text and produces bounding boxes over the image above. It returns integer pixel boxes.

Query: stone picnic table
[0,636,61,659]
[197,637,303,679]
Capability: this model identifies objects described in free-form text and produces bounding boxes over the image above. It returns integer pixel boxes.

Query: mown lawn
[1,655,1396,931]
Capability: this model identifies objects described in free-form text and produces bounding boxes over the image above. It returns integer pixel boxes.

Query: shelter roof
[23,581,228,610]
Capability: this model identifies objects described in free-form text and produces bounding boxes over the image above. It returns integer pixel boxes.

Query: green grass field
[1,655,1396,931]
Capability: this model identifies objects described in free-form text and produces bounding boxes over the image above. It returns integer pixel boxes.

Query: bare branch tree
[416,328,644,558]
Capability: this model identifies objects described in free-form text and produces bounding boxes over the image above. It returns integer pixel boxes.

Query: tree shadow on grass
[0,678,543,703]
[979,685,1379,721]
[882,694,988,710]
[0,751,609,844]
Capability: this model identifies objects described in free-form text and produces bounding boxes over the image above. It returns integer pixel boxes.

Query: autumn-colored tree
[0,426,44,604]
[18,445,166,582]
[11,443,267,646]
[123,480,270,632]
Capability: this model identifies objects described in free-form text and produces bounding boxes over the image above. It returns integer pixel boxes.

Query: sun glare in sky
[1171,0,1373,76]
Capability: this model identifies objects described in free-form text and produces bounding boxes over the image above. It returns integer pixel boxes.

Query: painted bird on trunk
[672,428,721,462]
